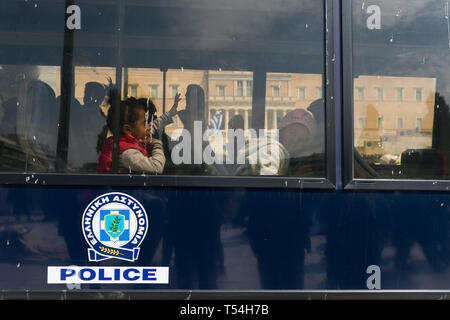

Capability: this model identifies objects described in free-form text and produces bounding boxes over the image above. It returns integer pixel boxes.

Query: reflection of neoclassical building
[208,71,322,131]
[96,68,323,136]
[35,66,436,159]
[354,76,435,157]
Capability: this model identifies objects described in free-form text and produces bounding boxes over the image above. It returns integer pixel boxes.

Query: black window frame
[0,0,337,190]
[342,0,450,191]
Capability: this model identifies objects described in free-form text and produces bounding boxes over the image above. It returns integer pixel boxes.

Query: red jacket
[97,134,149,173]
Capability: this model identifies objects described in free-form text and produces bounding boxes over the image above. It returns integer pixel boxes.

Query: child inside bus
[97,93,181,174]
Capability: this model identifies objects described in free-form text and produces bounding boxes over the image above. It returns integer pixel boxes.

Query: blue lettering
[79,268,95,281]
[114,268,121,281]
[60,268,76,280]
[142,268,157,281]
[99,268,112,281]
[123,268,139,281]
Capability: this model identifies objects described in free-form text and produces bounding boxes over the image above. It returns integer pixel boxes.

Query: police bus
[0,0,449,299]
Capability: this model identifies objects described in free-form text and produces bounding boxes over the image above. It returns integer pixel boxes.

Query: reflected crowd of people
[0,78,326,178]
[0,78,323,289]
[1,78,449,291]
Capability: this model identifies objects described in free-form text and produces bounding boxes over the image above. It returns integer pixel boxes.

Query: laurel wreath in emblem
[98,246,124,256]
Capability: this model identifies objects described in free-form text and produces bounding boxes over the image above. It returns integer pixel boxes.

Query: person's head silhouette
[83,82,106,109]
[178,84,205,132]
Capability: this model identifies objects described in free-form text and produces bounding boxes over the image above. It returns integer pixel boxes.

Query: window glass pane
[236,80,244,97]
[246,80,253,97]
[0,0,326,178]
[298,87,306,100]
[316,86,323,99]
[415,88,423,102]
[68,67,114,172]
[352,0,449,180]
[271,85,280,97]
[216,85,225,97]
[356,87,365,100]
[0,65,60,172]
[129,85,138,98]
[395,88,403,101]
[149,85,158,99]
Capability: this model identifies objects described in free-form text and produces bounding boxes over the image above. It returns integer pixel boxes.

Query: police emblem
[81,192,148,262]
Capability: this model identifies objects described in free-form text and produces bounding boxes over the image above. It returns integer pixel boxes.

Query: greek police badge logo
[82,192,148,262]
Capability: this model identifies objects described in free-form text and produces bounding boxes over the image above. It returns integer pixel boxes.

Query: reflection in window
[316,86,323,99]
[112,69,326,177]
[376,87,384,101]
[149,85,158,99]
[354,76,437,178]
[272,85,280,97]
[0,0,326,179]
[217,85,226,97]
[298,87,306,100]
[356,87,365,100]
[169,85,179,98]
[415,88,423,102]
[416,118,423,130]
[129,84,138,97]
[395,88,403,101]
[68,67,113,172]
[0,67,58,173]
[246,81,253,97]
[377,116,384,129]
[263,72,325,177]
[357,117,365,129]
[236,80,244,97]
[352,0,449,180]
[0,65,114,173]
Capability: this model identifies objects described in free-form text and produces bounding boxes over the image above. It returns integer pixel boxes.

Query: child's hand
[149,138,161,145]
[140,134,161,146]
[168,92,182,117]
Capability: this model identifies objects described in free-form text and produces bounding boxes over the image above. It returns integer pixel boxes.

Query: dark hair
[229,114,244,130]
[85,82,106,98]
[137,98,157,118]
[106,96,147,134]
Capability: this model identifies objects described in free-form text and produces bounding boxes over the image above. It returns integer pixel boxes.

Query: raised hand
[168,92,182,117]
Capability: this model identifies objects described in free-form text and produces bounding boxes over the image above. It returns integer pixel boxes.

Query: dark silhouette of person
[324,191,385,289]
[432,92,449,178]
[166,189,222,289]
[307,98,325,155]
[65,81,107,172]
[229,114,244,131]
[16,79,59,172]
[241,190,311,289]
[174,84,210,175]
[0,97,20,142]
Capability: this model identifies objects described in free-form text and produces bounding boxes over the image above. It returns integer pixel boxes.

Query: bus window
[350,0,450,181]
[0,0,328,182]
